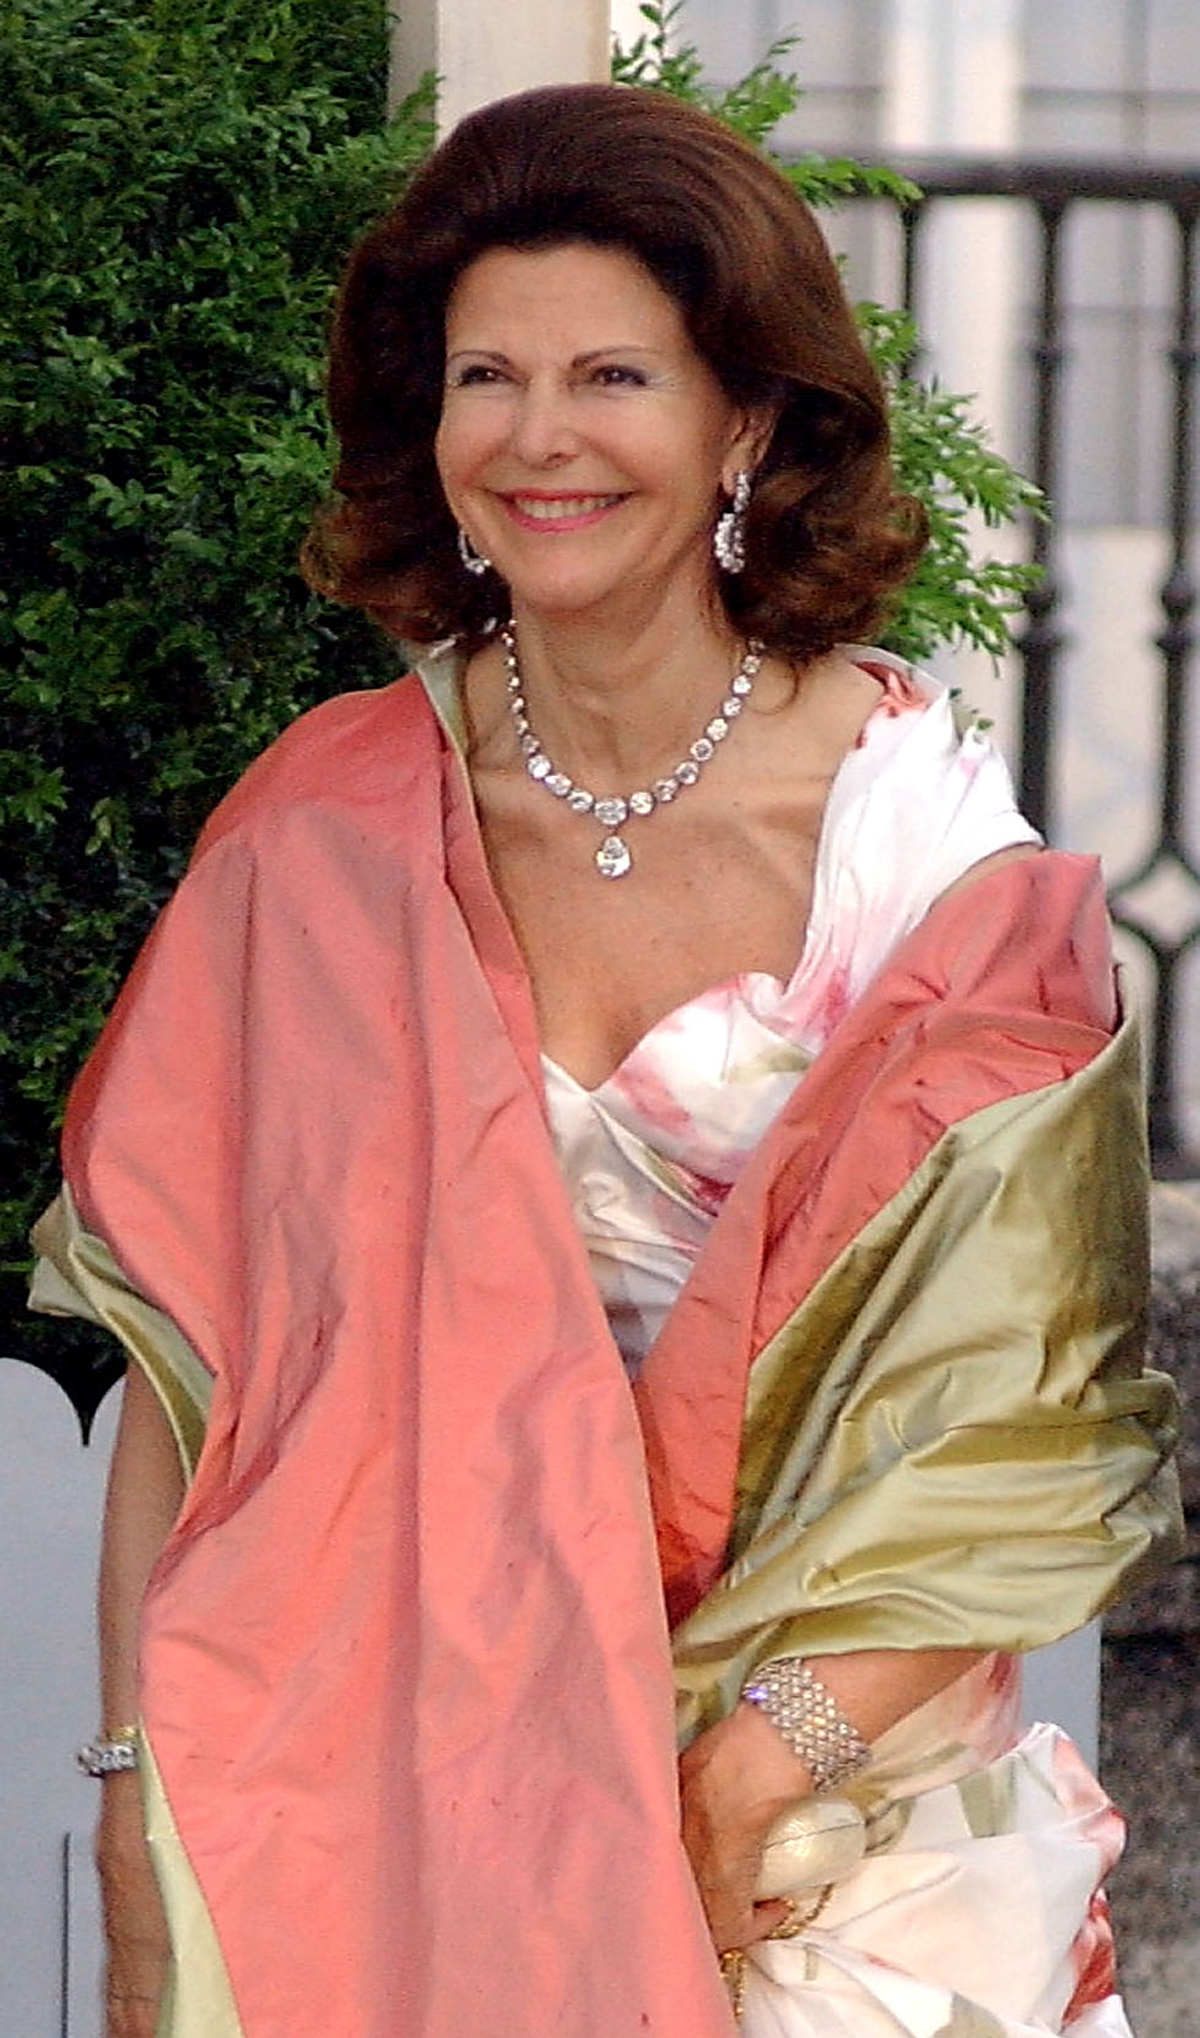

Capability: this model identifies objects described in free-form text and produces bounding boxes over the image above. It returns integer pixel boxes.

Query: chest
[477,773,830,1089]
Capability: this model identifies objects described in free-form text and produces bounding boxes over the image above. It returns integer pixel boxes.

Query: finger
[742,1896,794,1945]
[749,1891,794,1940]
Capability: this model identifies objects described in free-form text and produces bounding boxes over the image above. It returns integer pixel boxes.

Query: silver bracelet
[75,1727,140,1778]
[741,1658,870,1791]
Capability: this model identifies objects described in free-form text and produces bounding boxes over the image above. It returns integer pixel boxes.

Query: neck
[504,582,747,784]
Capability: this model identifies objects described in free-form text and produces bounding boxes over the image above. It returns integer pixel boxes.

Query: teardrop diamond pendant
[595,834,633,880]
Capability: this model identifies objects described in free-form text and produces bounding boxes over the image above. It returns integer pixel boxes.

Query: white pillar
[882,0,1026,753]
[883,0,1023,451]
[390,0,611,133]
[885,0,1021,153]
[610,0,649,52]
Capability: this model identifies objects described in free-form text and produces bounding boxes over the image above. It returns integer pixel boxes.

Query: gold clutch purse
[754,1794,867,1902]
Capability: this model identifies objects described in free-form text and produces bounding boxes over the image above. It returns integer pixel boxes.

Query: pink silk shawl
[62,675,1118,2037]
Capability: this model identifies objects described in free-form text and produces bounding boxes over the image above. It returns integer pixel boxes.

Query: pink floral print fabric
[545,651,1041,1374]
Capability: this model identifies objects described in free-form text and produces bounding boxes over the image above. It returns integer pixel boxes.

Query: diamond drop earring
[457,526,492,577]
[713,469,753,575]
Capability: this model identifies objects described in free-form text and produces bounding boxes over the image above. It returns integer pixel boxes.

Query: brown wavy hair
[302,83,927,663]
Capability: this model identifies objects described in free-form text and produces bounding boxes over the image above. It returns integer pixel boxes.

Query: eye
[448,362,505,388]
[590,363,648,388]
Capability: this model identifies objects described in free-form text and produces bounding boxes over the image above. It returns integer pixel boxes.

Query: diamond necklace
[500,622,763,879]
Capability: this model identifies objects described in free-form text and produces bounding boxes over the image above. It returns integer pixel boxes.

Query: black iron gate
[797,154,1200,1170]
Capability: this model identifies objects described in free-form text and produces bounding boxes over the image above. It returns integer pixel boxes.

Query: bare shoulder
[789,646,899,749]
[741,648,894,793]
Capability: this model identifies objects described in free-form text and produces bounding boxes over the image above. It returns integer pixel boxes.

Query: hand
[97,1775,169,2038]
[679,1700,815,1953]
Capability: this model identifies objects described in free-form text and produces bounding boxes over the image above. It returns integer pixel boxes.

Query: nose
[508,377,577,466]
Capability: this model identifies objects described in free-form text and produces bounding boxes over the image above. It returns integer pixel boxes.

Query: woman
[35,84,1180,2038]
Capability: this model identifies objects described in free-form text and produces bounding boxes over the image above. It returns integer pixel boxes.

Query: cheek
[628,408,733,497]
[434,408,478,502]
[435,402,505,495]
[433,412,461,500]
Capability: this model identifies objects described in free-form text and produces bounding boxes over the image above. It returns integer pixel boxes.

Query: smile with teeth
[505,493,627,522]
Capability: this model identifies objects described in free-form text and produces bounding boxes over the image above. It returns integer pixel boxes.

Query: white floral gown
[545,652,1135,2038]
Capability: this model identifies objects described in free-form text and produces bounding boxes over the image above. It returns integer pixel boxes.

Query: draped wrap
[34,675,1181,2037]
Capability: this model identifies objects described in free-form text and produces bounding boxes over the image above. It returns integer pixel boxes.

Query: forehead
[443,242,691,350]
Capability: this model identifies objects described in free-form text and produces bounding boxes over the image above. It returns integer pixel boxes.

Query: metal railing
[796,154,1200,1170]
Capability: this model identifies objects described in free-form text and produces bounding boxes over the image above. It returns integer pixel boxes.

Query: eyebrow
[444,345,666,368]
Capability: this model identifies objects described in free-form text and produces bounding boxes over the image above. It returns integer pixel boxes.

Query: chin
[506,575,627,620]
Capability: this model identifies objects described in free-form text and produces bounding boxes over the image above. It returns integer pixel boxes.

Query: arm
[96,1363,186,2038]
[680,1646,980,1951]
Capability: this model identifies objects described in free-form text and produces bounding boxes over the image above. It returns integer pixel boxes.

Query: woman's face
[435,241,761,626]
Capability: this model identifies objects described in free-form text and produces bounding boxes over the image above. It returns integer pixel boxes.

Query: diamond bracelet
[741,1658,870,1792]
[75,1726,140,1778]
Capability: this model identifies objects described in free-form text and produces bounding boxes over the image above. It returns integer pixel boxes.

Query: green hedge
[1,0,431,1403]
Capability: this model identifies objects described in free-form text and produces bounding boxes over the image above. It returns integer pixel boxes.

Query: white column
[610,0,649,52]
[390,0,611,132]
[883,0,1022,449]
[882,0,1026,751]
[885,0,1021,152]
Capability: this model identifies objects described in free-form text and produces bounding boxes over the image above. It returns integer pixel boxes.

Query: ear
[721,404,779,495]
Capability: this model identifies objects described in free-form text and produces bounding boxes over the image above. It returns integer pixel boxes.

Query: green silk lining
[30,1181,211,1480]
[672,1016,1182,1742]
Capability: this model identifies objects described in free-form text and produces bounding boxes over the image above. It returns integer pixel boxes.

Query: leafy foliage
[1,0,432,1391]
[861,307,1044,663]
[613,2,1043,662]
[613,2,916,203]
